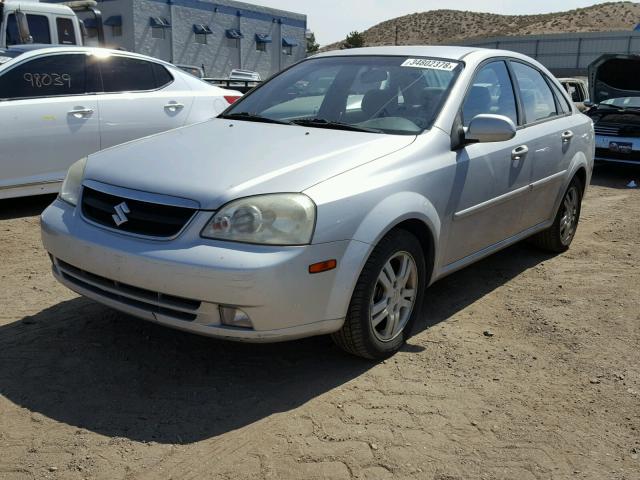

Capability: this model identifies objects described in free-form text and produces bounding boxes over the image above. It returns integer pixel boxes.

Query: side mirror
[465,114,516,143]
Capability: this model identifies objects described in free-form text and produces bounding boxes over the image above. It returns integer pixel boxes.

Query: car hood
[83,118,416,210]
[588,54,640,104]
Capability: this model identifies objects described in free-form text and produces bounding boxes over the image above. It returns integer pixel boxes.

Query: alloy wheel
[369,251,418,342]
[559,185,579,244]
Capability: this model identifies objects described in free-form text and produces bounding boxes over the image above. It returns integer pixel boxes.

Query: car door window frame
[506,59,572,129]
[0,52,99,102]
[546,77,573,115]
[95,54,175,95]
[459,58,521,127]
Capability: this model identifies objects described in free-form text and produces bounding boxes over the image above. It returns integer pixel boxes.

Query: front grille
[594,124,621,136]
[56,258,201,321]
[81,187,195,238]
[594,123,640,138]
[595,147,640,162]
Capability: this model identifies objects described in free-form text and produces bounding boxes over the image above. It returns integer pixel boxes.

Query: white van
[0,1,86,48]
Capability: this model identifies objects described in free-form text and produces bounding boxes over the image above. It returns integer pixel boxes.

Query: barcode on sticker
[401,59,458,71]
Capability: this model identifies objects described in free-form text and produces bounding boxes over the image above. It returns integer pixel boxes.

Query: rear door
[509,61,577,229]
[0,52,100,190]
[94,55,195,149]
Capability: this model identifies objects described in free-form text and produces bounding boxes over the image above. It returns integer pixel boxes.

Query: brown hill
[322,1,640,50]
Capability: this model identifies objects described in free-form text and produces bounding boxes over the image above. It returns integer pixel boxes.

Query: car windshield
[223,55,462,135]
[600,97,640,108]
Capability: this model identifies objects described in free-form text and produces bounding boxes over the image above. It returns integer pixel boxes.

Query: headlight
[201,193,316,245]
[59,157,87,206]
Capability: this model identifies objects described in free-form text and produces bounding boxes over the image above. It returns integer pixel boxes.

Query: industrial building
[45,0,308,78]
[462,30,640,77]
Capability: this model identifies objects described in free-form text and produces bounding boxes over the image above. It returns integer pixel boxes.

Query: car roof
[0,45,177,69]
[312,45,486,61]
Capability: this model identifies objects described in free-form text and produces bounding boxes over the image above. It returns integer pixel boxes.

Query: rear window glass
[550,81,572,114]
[6,14,52,45]
[0,54,89,99]
[56,17,77,45]
[98,56,173,92]
[511,61,558,123]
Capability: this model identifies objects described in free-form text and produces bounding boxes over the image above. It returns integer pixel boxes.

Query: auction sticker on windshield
[401,59,459,71]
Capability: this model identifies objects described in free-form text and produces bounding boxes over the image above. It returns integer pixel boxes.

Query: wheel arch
[325,192,441,322]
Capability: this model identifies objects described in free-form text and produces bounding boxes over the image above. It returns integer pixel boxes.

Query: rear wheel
[332,229,426,359]
[530,176,583,253]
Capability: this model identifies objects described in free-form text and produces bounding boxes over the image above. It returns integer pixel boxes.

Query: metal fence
[462,31,640,76]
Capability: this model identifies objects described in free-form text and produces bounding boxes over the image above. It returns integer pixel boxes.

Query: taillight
[224,95,241,104]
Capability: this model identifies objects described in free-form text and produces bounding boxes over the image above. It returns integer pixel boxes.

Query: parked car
[0,45,241,199]
[41,46,594,359]
[585,54,640,165]
[558,77,589,112]
[229,68,261,82]
[175,64,205,78]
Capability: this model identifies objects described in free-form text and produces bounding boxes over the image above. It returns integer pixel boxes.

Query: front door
[0,53,100,191]
[443,60,533,265]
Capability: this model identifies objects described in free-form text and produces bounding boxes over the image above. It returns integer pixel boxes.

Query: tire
[332,229,426,359]
[529,176,584,253]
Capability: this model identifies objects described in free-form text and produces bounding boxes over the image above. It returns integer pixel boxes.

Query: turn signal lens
[309,259,337,274]
[224,95,241,104]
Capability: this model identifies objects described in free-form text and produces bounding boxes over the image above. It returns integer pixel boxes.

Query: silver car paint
[83,120,415,210]
[41,46,595,342]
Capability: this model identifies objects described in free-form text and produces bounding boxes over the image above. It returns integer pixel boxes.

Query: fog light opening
[219,306,254,329]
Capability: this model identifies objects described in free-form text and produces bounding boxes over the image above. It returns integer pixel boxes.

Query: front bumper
[41,199,370,342]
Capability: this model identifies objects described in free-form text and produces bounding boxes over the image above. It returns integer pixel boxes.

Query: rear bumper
[41,199,370,342]
[594,134,640,164]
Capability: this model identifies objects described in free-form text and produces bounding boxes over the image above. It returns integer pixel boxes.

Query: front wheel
[332,229,426,359]
[530,176,584,253]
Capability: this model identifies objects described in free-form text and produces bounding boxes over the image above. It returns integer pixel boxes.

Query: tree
[342,31,365,49]
[306,31,319,54]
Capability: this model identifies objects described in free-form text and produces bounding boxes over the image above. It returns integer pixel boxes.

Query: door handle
[562,130,574,142]
[164,102,184,112]
[68,107,94,119]
[511,145,529,161]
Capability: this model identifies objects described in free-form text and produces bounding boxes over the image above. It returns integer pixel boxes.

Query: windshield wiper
[291,118,384,133]
[220,112,293,125]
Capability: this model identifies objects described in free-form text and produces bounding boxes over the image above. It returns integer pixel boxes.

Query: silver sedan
[41,46,594,359]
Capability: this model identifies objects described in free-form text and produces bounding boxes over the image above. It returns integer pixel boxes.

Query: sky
[250,0,625,45]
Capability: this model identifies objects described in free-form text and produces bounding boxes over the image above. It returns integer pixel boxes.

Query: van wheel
[530,176,583,253]
[332,230,426,359]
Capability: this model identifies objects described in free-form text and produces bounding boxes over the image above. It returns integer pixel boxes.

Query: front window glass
[6,14,52,45]
[224,56,462,135]
[0,54,89,100]
[462,61,517,126]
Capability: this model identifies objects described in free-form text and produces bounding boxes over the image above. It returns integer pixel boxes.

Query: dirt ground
[0,165,639,480]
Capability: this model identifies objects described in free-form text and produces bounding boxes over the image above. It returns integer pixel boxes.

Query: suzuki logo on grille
[112,202,131,226]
